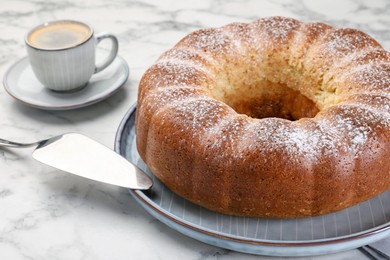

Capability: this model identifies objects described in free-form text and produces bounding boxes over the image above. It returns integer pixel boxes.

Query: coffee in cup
[27,21,91,50]
[25,20,119,92]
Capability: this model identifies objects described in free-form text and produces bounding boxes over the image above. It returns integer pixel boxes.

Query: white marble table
[0,0,389,259]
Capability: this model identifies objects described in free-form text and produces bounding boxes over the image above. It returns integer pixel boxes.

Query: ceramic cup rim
[25,20,94,51]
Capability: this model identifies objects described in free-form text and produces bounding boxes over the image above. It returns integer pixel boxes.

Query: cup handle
[94,32,119,73]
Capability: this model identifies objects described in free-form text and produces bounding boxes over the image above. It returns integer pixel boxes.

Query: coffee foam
[27,21,92,50]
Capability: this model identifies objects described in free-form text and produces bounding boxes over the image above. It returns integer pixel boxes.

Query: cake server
[0,133,152,190]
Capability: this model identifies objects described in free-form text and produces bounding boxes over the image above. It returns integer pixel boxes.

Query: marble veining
[0,0,389,259]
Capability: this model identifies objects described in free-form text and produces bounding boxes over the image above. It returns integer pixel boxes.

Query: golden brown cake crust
[136,16,390,218]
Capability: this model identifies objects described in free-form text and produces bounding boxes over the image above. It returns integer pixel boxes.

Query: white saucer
[3,48,129,110]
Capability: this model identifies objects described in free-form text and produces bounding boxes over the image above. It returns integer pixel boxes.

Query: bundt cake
[136,16,390,218]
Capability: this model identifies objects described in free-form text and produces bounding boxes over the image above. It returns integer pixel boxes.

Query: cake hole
[210,79,320,121]
[230,85,319,120]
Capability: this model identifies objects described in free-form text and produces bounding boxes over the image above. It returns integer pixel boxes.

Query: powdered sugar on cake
[136,16,390,217]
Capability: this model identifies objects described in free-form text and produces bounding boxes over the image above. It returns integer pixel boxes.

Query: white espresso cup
[25,20,118,92]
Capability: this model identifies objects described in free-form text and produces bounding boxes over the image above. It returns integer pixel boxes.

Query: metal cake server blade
[0,133,152,190]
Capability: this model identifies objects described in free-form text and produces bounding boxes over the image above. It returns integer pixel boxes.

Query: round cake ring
[136,16,390,218]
